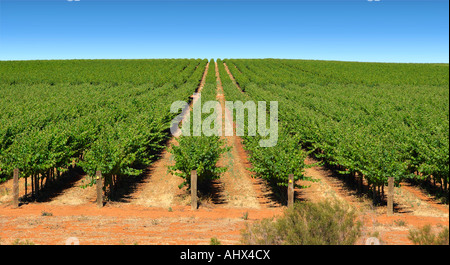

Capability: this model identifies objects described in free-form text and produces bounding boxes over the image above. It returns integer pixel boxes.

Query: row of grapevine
[216,59,316,201]
[0,59,208,200]
[221,59,449,203]
[225,59,449,88]
[0,59,194,86]
[168,60,230,192]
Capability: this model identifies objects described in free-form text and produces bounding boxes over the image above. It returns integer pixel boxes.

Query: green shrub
[408,225,449,245]
[41,211,53,216]
[210,237,221,245]
[241,218,282,245]
[241,200,361,245]
[12,239,35,245]
[242,211,249,220]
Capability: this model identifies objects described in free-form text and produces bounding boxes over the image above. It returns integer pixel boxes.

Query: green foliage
[241,200,362,245]
[242,211,249,220]
[408,225,449,245]
[393,219,407,227]
[241,218,281,245]
[245,132,317,191]
[168,135,229,189]
[210,237,222,245]
[0,59,208,200]
[221,59,449,193]
[0,59,196,86]
[225,59,449,88]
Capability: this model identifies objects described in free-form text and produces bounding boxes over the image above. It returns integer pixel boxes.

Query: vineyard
[0,59,448,245]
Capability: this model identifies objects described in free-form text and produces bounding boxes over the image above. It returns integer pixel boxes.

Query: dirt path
[298,157,364,206]
[394,182,448,217]
[214,61,276,209]
[46,175,97,206]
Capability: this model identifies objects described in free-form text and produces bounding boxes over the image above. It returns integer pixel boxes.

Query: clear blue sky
[0,0,448,63]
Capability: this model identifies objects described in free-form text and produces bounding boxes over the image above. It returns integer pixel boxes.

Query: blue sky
[0,0,448,63]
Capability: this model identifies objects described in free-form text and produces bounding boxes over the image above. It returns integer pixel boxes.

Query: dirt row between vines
[214,61,280,209]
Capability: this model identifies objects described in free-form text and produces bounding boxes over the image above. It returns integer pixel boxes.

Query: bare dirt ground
[0,204,281,245]
[0,62,448,245]
[214,61,278,209]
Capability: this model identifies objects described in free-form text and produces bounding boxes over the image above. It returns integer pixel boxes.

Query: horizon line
[0,57,448,64]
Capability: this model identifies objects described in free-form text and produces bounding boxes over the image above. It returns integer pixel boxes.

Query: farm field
[0,59,448,245]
